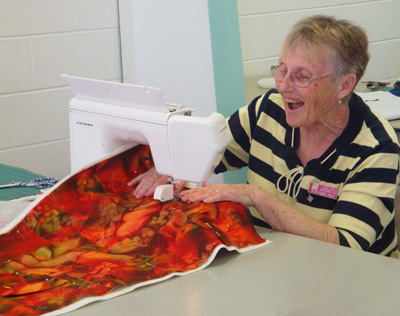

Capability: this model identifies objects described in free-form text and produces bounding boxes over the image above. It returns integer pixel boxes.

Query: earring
[338,98,342,104]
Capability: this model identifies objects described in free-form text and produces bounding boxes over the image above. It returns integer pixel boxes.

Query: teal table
[0,164,43,201]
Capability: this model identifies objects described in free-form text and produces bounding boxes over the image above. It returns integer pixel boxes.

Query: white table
[66,227,400,316]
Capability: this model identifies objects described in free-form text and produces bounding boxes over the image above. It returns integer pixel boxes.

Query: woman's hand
[127,168,169,199]
[180,183,257,207]
[128,167,186,199]
[181,182,339,245]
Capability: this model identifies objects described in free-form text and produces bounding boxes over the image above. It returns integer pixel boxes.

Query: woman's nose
[278,73,294,92]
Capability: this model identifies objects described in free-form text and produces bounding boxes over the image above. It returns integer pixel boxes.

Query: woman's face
[276,45,339,129]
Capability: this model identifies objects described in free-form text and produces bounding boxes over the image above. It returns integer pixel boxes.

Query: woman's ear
[337,73,357,100]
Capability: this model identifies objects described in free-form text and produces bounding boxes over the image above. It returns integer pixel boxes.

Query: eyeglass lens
[271,65,312,88]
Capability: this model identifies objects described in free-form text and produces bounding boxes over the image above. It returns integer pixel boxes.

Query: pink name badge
[308,182,339,200]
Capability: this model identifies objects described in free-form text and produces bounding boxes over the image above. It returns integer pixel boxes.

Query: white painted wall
[237,0,400,83]
[0,0,121,180]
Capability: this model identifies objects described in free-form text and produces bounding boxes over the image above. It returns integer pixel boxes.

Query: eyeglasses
[271,65,330,88]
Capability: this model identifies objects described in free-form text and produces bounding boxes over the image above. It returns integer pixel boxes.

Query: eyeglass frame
[270,65,330,88]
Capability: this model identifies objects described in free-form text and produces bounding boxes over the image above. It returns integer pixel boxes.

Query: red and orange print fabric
[0,145,266,315]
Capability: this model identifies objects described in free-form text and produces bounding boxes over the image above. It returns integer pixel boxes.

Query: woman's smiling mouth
[286,98,305,110]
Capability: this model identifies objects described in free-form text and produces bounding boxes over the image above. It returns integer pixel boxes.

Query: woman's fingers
[127,168,169,198]
[181,183,255,207]
[127,173,144,187]
[181,185,224,203]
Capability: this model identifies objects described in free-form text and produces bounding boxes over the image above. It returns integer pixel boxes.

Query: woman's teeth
[286,99,304,110]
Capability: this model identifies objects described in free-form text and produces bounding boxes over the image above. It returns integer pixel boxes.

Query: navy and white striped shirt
[216,90,399,257]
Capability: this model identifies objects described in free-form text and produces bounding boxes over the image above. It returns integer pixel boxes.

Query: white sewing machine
[63,75,231,201]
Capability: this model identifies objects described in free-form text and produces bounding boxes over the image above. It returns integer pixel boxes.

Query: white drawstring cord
[321,148,337,165]
[277,165,304,202]
[280,128,335,203]
[291,128,295,147]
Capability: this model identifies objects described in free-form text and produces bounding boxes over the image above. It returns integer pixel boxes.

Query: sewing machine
[62,75,231,201]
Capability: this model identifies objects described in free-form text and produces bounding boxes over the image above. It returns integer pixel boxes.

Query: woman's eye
[279,69,288,75]
[294,72,310,82]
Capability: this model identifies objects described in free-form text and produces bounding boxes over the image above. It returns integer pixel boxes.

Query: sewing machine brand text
[76,121,93,127]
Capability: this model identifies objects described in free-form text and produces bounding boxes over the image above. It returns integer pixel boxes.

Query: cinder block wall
[237,0,400,83]
[0,0,121,180]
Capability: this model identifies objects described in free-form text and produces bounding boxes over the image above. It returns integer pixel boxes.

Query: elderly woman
[131,15,400,257]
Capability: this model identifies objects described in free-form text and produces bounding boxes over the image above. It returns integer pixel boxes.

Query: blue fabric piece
[389,88,400,97]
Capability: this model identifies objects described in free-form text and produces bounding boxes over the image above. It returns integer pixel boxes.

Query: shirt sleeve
[328,141,399,251]
[215,94,264,174]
